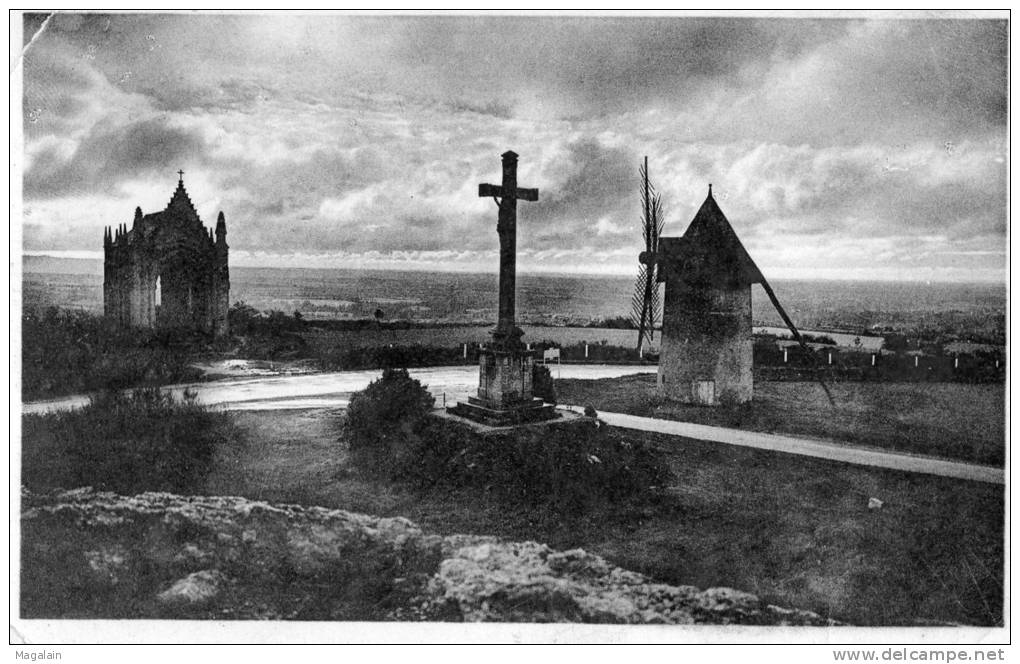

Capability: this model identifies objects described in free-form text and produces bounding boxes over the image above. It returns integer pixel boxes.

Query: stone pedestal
[449,347,556,427]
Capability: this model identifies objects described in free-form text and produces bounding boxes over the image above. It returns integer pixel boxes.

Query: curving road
[22,363,1002,485]
[20,364,656,415]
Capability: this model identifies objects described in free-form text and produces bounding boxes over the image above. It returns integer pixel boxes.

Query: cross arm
[478,183,539,201]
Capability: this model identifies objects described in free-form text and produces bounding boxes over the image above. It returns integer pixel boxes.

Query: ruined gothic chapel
[103,175,229,336]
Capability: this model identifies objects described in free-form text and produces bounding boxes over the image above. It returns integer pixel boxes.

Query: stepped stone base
[448,397,558,428]
[448,345,558,427]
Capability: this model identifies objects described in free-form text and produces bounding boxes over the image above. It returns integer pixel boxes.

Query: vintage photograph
[12,10,1007,644]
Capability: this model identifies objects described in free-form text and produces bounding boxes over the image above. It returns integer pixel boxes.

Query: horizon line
[20,251,1008,286]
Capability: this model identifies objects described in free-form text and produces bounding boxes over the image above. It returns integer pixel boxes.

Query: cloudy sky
[17,12,1007,281]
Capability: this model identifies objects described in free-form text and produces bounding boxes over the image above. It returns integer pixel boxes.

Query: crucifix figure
[449,150,555,425]
[177,169,185,182]
[478,150,538,348]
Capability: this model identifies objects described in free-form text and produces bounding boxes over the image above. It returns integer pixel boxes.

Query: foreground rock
[21,489,836,624]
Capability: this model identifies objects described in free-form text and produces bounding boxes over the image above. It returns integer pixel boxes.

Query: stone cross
[478,150,538,347]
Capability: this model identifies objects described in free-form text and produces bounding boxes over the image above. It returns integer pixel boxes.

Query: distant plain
[21,256,1006,333]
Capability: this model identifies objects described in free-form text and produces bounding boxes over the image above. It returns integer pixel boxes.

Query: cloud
[716,19,1007,145]
[25,116,209,197]
[520,137,639,248]
[17,13,1007,281]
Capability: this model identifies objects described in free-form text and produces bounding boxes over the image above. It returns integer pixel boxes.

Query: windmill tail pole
[636,312,647,353]
[759,279,837,408]
[640,268,656,345]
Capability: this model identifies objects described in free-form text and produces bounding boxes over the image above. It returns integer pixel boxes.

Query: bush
[343,368,669,512]
[532,363,556,404]
[21,387,240,494]
[345,368,436,461]
[317,343,477,371]
[229,302,307,341]
[21,308,205,400]
[398,419,672,512]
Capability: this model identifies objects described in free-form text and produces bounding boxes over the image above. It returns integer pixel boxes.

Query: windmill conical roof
[657,188,764,286]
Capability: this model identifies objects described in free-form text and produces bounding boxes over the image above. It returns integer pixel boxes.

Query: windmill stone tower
[648,185,764,405]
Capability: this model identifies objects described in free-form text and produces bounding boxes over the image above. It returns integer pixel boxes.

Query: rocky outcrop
[20,489,836,625]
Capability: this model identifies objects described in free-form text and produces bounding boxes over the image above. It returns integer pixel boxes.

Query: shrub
[345,368,435,462]
[229,302,307,343]
[21,387,240,494]
[343,371,670,512]
[316,343,478,371]
[228,301,263,336]
[21,308,205,400]
[398,419,672,512]
[532,363,557,404]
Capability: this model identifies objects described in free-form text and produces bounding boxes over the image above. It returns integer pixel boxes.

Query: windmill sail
[632,157,663,354]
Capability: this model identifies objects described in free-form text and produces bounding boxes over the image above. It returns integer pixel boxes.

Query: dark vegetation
[343,368,669,512]
[226,302,309,359]
[22,304,1001,402]
[317,344,478,371]
[582,315,635,329]
[317,339,652,370]
[21,308,206,400]
[308,330,1004,382]
[532,363,557,403]
[535,340,647,363]
[20,303,310,400]
[400,418,671,512]
[345,368,436,459]
[754,338,1005,384]
[22,387,241,494]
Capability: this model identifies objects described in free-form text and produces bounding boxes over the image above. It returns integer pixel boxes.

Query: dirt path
[204,408,348,503]
[204,409,430,517]
[562,407,1004,484]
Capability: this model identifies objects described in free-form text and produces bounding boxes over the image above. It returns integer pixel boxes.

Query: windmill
[644,184,835,407]
[631,157,664,356]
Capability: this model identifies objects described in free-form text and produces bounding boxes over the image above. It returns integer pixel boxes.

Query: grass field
[205,408,1003,626]
[556,376,1005,466]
